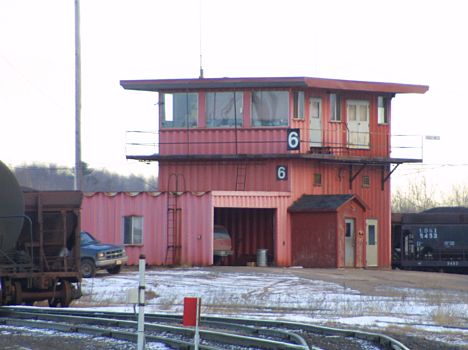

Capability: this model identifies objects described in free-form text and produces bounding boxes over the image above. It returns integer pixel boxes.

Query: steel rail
[74,310,409,350]
[0,308,309,350]
[0,317,208,350]
[1,307,410,349]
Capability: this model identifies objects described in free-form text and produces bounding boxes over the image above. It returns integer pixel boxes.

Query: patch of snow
[76,268,468,346]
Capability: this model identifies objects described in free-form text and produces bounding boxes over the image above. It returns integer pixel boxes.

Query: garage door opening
[214,208,275,266]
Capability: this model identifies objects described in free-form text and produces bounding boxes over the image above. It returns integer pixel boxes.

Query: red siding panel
[159,161,290,192]
[81,192,213,266]
[159,128,288,156]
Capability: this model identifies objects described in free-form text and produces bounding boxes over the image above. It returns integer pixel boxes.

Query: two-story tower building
[117,76,428,268]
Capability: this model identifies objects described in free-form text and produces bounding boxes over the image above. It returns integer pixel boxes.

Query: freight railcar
[0,160,82,306]
[392,208,468,273]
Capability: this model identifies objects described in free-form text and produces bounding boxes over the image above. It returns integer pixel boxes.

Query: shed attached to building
[289,194,368,268]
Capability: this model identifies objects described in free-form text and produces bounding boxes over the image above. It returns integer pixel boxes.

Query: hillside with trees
[13,163,157,192]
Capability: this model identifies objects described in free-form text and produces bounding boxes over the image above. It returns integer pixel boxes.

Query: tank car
[392,208,468,273]
[0,160,82,306]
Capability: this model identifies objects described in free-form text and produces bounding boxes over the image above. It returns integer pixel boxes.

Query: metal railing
[126,129,424,160]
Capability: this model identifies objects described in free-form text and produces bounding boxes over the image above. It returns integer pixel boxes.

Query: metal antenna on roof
[199,0,204,79]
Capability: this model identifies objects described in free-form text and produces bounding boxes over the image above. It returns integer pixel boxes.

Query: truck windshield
[80,231,98,245]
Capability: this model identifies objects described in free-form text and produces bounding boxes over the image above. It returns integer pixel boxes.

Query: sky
[1,0,467,193]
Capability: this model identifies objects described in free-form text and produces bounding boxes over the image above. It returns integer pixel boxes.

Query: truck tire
[107,265,122,275]
[81,258,96,278]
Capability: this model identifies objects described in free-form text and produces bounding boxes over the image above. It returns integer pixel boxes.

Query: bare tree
[442,184,468,207]
[392,177,439,213]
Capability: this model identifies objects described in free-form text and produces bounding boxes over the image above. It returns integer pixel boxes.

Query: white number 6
[277,166,287,180]
[287,129,300,150]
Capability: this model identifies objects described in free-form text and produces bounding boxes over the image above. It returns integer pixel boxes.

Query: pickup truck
[80,231,128,278]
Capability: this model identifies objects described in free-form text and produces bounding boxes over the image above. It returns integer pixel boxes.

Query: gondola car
[392,208,468,273]
[0,160,82,306]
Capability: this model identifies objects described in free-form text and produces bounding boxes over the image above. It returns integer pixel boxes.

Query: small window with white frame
[378,96,388,124]
[293,91,304,119]
[362,175,370,188]
[330,93,341,121]
[123,215,143,245]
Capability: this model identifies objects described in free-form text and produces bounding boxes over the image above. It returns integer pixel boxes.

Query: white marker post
[194,297,200,350]
[137,254,146,350]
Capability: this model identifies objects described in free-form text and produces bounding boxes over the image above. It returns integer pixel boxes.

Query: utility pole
[74,0,83,190]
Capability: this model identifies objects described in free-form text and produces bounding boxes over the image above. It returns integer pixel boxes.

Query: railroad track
[0,307,409,350]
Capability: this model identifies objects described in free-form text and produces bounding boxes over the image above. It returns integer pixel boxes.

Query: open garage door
[214,208,275,266]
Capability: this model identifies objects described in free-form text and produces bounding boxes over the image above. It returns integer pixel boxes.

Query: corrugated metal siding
[81,192,213,266]
[159,128,288,156]
[178,192,213,266]
[212,191,291,266]
[290,160,392,268]
[159,161,290,192]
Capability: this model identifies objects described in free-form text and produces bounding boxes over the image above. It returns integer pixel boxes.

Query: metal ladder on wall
[165,174,185,265]
[235,162,247,191]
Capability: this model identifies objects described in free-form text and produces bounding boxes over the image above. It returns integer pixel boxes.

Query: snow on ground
[76,267,468,347]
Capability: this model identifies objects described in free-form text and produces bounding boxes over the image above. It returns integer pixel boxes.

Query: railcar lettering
[418,227,438,239]
[444,241,455,248]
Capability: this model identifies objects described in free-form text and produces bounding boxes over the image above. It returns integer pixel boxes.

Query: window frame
[160,92,198,129]
[362,175,370,188]
[251,90,289,127]
[329,93,341,122]
[313,172,322,186]
[377,96,389,124]
[293,91,305,120]
[205,91,243,128]
[123,215,144,245]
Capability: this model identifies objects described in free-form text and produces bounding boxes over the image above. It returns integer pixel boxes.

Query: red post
[183,297,201,327]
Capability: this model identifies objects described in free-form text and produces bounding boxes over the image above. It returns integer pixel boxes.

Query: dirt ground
[209,266,468,349]
[252,267,468,296]
[208,265,468,296]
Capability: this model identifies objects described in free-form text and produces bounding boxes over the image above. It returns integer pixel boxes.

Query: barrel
[256,249,268,267]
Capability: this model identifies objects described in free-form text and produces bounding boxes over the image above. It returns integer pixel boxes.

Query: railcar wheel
[60,280,72,307]
[81,258,96,278]
[49,280,72,307]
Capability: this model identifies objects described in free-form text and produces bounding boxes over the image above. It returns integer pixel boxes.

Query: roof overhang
[120,76,429,94]
[288,194,369,213]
